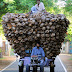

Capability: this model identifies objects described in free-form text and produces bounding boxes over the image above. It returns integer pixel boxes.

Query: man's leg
[31,6,38,13]
[39,57,49,66]
[45,57,49,66]
[40,59,44,64]
[40,57,49,66]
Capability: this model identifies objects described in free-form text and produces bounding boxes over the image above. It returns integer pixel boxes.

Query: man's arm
[41,2,46,12]
[31,48,34,56]
[40,2,47,13]
[41,48,45,57]
[41,48,46,61]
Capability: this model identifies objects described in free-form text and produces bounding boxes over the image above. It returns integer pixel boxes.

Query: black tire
[26,64,30,72]
[19,65,24,72]
[50,66,54,72]
[50,62,54,72]
[19,59,24,72]
[40,65,44,72]
[33,66,37,72]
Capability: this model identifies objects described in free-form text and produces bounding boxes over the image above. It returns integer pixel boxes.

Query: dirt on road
[0,56,16,71]
[59,54,72,72]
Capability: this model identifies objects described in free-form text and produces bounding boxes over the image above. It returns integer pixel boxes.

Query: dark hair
[37,41,40,45]
[37,0,40,1]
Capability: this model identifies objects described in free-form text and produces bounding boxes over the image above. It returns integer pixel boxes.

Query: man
[31,42,48,66]
[30,0,46,14]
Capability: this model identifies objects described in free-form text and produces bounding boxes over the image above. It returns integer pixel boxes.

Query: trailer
[18,49,55,72]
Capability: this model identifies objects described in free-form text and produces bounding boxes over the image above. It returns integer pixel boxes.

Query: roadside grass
[69,58,72,60]
[0,57,6,60]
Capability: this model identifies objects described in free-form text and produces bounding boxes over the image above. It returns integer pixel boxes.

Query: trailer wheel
[26,64,30,72]
[33,66,37,72]
[40,64,44,72]
[19,65,24,72]
[50,62,54,72]
[50,66,54,72]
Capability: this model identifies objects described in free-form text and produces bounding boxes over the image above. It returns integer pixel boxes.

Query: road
[0,56,67,72]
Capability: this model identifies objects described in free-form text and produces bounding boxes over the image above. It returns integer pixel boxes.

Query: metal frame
[19,57,55,72]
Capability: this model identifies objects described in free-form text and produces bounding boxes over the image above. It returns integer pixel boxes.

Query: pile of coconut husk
[2,12,70,58]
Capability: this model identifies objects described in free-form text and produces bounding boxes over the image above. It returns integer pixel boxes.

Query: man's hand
[31,55,38,57]
[26,11,32,15]
[42,9,47,13]
[44,57,45,61]
[16,55,18,58]
[41,57,45,61]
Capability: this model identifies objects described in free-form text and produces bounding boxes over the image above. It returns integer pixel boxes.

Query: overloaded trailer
[2,12,70,72]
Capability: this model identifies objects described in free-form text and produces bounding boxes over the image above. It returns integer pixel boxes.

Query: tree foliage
[0,0,72,41]
[64,0,72,15]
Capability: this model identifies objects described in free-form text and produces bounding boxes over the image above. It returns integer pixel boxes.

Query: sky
[56,0,66,7]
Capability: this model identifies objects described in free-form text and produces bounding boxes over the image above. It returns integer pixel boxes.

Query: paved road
[1,56,66,72]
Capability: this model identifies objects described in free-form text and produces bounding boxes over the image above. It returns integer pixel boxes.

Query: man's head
[36,41,40,48]
[37,0,40,5]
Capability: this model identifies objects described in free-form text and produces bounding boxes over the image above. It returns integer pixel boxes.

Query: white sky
[56,0,67,7]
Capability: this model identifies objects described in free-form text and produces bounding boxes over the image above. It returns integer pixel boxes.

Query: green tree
[0,0,72,41]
